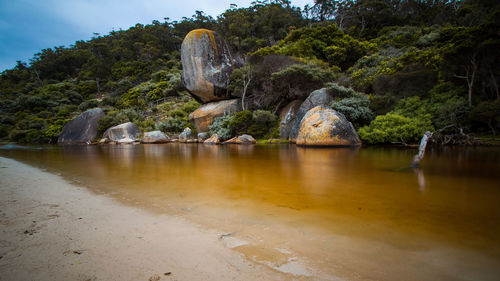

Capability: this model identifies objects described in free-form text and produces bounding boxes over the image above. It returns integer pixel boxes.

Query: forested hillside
[0,0,498,144]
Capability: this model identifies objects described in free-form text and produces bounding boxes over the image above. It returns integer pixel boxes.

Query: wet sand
[0,157,289,281]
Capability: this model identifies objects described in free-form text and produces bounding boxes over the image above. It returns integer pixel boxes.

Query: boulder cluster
[58,29,360,147]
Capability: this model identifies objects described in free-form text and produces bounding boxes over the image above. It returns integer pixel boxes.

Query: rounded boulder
[181,29,234,103]
[296,106,361,146]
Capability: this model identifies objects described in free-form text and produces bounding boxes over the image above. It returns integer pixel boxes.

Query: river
[1,143,499,280]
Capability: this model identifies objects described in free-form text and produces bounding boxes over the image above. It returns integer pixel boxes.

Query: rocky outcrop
[141,131,169,144]
[102,122,140,142]
[58,108,105,144]
[289,88,335,142]
[178,128,193,142]
[181,29,235,103]
[279,100,302,139]
[296,106,361,146]
[204,134,220,145]
[224,134,256,144]
[188,99,241,132]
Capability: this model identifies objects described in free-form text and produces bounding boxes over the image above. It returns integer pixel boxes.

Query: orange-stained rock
[289,88,335,142]
[204,134,220,145]
[181,29,235,103]
[223,134,256,145]
[296,106,361,146]
[188,99,241,132]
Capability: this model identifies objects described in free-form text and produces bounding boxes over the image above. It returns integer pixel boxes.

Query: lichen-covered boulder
[224,134,256,144]
[58,108,105,144]
[181,29,235,103]
[102,122,140,142]
[289,88,334,142]
[279,100,302,139]
[178,128,192,142]
[188,99,241,132]
[296,106,361,146]
[204,134,220,145]
[142,131,169,144]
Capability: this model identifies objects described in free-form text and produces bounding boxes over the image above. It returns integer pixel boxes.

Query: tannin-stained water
[1,144,500,280]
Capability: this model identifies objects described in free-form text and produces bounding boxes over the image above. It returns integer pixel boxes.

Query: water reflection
[1,144,500,256]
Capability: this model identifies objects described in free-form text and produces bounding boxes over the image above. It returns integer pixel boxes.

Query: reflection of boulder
[279,99,302,139]
[142,131,169,144]
[289,88,334,142]
[296,106,361,146]
[204,134,220,145]
[181,29,235,103]
[224,134,256,144]
[58,108,105,144]
[188,99,241,132]
[102,122,140,142]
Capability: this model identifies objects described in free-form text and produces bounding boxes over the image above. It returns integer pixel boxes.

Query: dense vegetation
[0,0,499,144]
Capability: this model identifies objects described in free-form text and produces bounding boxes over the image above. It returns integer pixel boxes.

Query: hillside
[0,0,499,145]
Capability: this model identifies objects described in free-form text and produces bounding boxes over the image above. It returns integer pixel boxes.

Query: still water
[1,144,500,280]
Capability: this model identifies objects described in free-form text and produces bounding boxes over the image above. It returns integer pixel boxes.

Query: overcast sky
[0,0,313,72]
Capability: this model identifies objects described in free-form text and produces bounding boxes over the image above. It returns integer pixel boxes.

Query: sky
[0,0,313,72]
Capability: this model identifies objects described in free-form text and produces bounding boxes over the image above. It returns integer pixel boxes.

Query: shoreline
[0,157,291,281]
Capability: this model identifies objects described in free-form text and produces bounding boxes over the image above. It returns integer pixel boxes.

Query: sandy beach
[0,157,291,281]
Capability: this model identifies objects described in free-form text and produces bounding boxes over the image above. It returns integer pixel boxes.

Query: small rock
[197,132,209,141]
[223,134,256,144]
[204,134,220,145]
[178,128,192,142]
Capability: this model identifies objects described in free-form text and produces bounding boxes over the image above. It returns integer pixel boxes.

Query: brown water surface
[1,144,500,280]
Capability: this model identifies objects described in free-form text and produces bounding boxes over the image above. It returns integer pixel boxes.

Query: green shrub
[228,110,253,135]
[78,99,99,111]
[359,113,434,144]
[327,83,374,128]
[156,118,189,133]
[209,114,235,141]
[97,109,143,136]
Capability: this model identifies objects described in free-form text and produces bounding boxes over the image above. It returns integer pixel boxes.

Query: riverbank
[0,157,289,281]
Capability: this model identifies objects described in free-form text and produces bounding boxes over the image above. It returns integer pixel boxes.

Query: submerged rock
[188,99,241,132]
[279,99,302,139]
[296,106,360,146]
[102,122,140,142]
[58,108,105,144]
[204,134,220,145]
[181,29,235,103]
[142,131,169,144]
[289,89,334,142]
[224,134,256,144]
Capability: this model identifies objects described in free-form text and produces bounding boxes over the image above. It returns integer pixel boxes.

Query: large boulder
[279,99,302,139]
[141,131,169,144]
[188,99,241,132]
[102,122,140,142]
[181,29,235,103]
[289,88,334,142]
[224,134,256,145]
[58,108,105,144]
[296,106,361,147]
